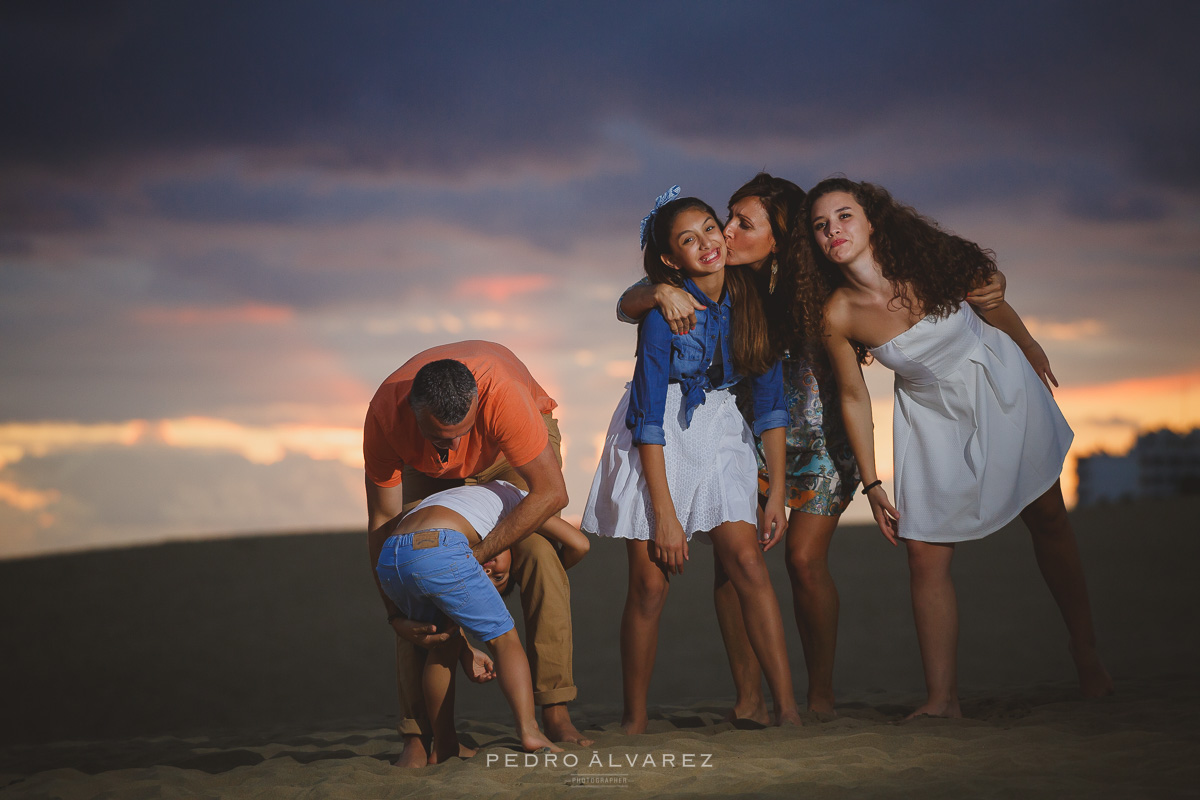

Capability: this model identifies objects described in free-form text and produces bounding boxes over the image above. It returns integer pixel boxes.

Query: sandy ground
[1,497,1198,798]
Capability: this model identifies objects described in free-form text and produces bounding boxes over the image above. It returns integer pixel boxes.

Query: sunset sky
[2,1,1198,559]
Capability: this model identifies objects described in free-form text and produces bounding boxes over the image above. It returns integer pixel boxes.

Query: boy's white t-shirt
[410,480,528,538]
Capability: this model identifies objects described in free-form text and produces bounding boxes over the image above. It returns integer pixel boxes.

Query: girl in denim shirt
[582,191,802,733]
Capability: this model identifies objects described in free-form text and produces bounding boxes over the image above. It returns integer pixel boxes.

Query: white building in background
[1076,428,1200,506]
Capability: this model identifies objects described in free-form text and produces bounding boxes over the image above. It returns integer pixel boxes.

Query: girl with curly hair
[807,177,1112,718]
[618,174,1006,718]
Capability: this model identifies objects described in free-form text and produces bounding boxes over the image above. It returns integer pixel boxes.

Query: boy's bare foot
[904,697,962,720]
[394,734,430,768]
[542,703,594,746]
[521,732,563,754]
[1070,643,1115,698]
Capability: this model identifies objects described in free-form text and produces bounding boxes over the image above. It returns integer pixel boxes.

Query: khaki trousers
[394,413,575,736]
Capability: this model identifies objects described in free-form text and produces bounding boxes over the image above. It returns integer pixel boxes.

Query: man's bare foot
[722,697,770,726]
[428,735,466,765]
[542,703,594,746]
[394,734,430,768]
[775,707,804,727]
[904,697,961,721]
[1070,643,1115,698]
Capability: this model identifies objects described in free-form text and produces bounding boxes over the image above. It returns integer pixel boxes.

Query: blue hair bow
[639,184,681,250]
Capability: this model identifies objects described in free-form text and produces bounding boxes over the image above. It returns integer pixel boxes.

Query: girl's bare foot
[904,697,962,720]
[722,698,770,725]
[775,707,804,727]
[428,735,467,765]
[1070,642,1115,698]
[807,690,837,717]
[621,715,649,735]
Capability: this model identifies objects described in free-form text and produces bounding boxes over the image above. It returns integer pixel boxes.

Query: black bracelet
[861,480,883,496]
[387,612,402,624]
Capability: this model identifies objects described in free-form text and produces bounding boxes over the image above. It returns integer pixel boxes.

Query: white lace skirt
[581,383,760,544]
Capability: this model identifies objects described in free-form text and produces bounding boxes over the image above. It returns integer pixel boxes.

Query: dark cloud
[2,1,1197,189]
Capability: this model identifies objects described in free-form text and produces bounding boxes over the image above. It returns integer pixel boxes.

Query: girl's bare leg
[785,511,841,714]
[710,521,802,726]
[905,539,961,719]
[713,552,769,723]
[1020,480,1114,697]
[620,539,670,734]
[485,629,562,753]
[424,636,464,764]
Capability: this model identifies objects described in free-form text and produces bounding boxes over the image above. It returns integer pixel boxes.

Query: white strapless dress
[869,305,1073,542]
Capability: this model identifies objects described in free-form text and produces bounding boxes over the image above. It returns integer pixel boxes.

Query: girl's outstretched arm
[977,300,1059,393]
[824,302,900,545]
[537,516,590,570]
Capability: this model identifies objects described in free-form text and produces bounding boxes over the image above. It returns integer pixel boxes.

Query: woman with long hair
[617,173,1006,718]
[805,177,1112,717]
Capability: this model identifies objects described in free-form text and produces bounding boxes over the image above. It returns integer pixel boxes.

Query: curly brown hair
[642,195,775,376]
[796,178,997,363]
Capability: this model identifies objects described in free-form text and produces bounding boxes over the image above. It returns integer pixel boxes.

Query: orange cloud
[0,421,148,467]
[155,417,362,467]
[0,481,60,512]
[1023,317,1104,342]
[134,303,295,326]
[454,274,553,303]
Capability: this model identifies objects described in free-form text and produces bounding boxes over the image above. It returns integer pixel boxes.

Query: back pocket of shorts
[412,564,468,616]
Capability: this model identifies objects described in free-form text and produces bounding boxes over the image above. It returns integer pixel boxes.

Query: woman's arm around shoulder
[618,279,705,334]
[976,300,1059,393]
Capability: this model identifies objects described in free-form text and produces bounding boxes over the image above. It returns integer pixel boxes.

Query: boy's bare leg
[486,629,562,753]
[424,633,465,765]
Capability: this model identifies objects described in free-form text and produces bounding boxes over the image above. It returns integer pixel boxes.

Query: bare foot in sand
[807,691,838,717]
[620,714,648,735]
[904,697,962,721]
[428,736,472,765]
[394,734,430,768]
[776,708,804,727]
[1070,643,1115,698]
[543,703,594,746]
[520,730,563,754]
[722,698,770,726]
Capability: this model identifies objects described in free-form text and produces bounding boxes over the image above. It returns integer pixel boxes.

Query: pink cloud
[133,303,296,327]
[454,274,553,303]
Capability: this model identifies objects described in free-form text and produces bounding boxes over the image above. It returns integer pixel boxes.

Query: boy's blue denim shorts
[375,528,514,644]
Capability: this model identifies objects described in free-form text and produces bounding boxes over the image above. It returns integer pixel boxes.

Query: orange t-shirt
[363,341,558,488]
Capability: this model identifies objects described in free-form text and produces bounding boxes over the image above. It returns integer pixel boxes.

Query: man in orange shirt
[364,340,591,766]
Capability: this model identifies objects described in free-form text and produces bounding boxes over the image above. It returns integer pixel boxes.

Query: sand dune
[2,498,1198,797]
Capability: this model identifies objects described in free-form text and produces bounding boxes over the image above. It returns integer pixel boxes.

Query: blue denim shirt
[626,278,788,446]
